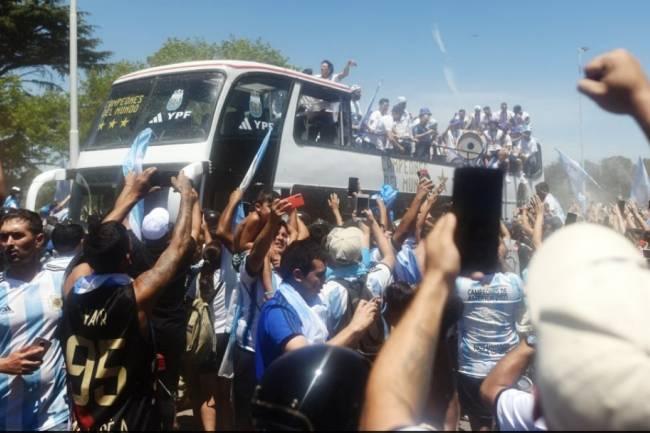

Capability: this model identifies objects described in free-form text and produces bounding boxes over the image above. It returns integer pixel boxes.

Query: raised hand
[124,166,159,199]
[578,49,650,116]
[424,213,460,280]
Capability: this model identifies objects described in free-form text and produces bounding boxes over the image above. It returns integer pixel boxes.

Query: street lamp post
[69,0,79,169]
[577,46,589,168]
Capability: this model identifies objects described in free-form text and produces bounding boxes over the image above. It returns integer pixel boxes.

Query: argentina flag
[630,156,650,206]
[555,148,600,212]
[122,128,153,240]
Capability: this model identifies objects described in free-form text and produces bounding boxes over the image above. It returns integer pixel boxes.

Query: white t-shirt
[544,194,566,222]
[219,247,240,334]
[319,263,393,334]
[496,388,547,431]
[315,73,343,83]
[235,256,281,352]
[367,110,388,150]
[498,109,514,130]
[518,136,537,157]
[455,272,527,378]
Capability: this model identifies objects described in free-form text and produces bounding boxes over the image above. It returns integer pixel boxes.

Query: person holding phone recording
[0,209,69,430]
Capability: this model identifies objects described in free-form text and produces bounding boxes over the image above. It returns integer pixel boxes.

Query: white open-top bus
[26,60,544,221]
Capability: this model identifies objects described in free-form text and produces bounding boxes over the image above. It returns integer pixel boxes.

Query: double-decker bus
[26,60,543,221]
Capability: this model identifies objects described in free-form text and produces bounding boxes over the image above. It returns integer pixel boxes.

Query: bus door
[206,74,291,210]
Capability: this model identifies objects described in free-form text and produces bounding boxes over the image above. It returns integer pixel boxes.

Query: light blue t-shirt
[455,272,527,378]
[0,269,69,430]
[393,238,421,286]
[2,196,18,209]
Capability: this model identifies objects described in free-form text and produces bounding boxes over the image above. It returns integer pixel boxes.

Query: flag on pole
[234,126,274,229]
[122,128,153,240]
[239,126,273,192]
[630,156,650,206]
[555,148,600,211]
[359,81,382,131]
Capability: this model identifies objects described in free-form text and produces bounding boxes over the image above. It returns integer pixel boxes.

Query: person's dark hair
[379,98,389,106]
[51,223,84,254]
[535,182,550,195]
[279,240,327,280]
[83,222,130,274]
[384,281,415,326]
[513,104,522,112]
[0,209,43,236]
[391,105,401,115]
[302,68,313,75]
[321,59,334,75]
[255,190,280,206]
[308,219,333,246]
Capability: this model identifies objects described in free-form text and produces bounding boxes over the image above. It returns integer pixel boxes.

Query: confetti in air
[443,66,458,94]
[432,24,447,54]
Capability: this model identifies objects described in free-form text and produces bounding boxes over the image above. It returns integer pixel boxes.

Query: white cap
[396,96,407,104]
[527,223,650,430]
[142,207,170,241]
[326,227,363,265]
[474,105,481,111]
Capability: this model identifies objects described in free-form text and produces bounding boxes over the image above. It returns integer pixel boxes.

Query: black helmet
[252,345,371,431]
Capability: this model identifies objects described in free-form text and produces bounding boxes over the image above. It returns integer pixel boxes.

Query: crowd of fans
[0,49,648,432]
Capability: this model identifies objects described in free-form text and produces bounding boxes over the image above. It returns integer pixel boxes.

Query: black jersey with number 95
[60,276,160,431]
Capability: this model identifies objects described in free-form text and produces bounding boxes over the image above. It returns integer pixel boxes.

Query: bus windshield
[84,70,226,149]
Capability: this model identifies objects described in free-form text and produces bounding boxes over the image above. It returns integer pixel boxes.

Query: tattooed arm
[133,172,196,327]
[360,214,459,430]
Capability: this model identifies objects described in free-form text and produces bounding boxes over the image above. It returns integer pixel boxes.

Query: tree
[147,36,293,68]
[0,0,110,83]
[0,76,68,190]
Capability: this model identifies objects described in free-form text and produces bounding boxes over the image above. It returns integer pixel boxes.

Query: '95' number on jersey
[65,336,127,406]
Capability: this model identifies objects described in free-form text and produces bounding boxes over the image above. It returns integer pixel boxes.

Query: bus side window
[294,84,343,147]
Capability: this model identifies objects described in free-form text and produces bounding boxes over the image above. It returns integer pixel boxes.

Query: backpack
[332,276,385,361]
[184,275,224,369]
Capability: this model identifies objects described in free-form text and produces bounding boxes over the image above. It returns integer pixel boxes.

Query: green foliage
[0,76,68,190]
[545,155,650,207]
[0,0,110,79]
[147,36,292,68]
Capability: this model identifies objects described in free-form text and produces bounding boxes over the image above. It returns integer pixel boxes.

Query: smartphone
[452,167,503,275]
[355,193,370,214]
[417,169,431,180]
[149,170,172,188]
[565,212,578,225]
[348,177,360,197]
[32,337,52,354]
[285,193,305,209]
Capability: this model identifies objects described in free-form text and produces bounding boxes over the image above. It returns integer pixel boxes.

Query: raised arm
[246,198,292,276]
[375,196,389,230]
[360,214,459,430]
[214,188,244,252]
[234,212,263,253]
[415,189,439,243]
[392,177,433,248]
[480,340,535,409]
[133,172,195,319]
[336,59,356,81]
[531,196,545,250]
[328,193,344,226]
[103,167,158,224]
[578,49,650,143]
[363,209,395,270]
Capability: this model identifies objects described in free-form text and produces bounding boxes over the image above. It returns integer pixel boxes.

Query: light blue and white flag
[239,125,273,192]
[630,156,650,206]
[359,81,382,131]
[122,128,153,240]
[555,148,600,212]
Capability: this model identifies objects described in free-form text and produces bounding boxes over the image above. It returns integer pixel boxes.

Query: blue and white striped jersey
[0,269,69,431]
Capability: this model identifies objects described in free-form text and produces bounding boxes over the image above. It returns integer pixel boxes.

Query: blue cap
[419,107,432,116]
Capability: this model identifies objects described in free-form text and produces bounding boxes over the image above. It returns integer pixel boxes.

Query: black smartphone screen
[452,167,503,275]
[565,212,578,225]
[355,194,370,213]
[348,177,360,197]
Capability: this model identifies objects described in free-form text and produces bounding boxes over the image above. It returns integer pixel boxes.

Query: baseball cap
[527,223,650,430]
[142,207,170,241]
[396,96,407,104]
[10,186,20,194]
[326,227,363,265]
[419,107,432,116]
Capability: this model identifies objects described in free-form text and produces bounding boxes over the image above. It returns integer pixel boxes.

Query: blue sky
[80,0,650,164]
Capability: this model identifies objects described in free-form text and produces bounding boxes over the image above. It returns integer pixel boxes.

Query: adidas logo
[0,305,13,315]
[149,112,163,124]
[238,118,253,131]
